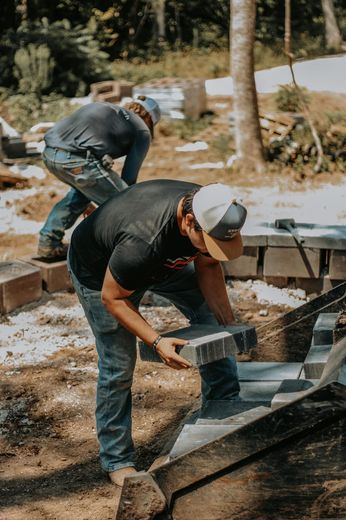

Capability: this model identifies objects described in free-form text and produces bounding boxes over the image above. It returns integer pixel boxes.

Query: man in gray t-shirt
[38,97,161,259]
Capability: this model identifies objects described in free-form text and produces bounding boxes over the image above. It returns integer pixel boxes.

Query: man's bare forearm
[195,257,235,325]
[103,296,159,346]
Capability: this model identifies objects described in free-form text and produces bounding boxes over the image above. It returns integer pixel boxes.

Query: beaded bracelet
[152,335,162,353]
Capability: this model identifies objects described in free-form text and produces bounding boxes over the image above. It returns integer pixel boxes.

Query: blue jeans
[68,257,239,472]
[39,147,127,248]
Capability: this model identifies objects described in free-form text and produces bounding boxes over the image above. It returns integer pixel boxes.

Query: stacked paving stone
[168,316,341,458]
[223,222,346,293]
[138,324,257,366]
[133,77,207,120]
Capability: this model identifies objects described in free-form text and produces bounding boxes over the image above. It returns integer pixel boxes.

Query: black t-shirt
[69,179,200,291]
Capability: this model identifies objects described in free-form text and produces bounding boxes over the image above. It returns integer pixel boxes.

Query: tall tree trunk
[153,0,166,41]
[321,0,342,51]
[231,0,265,173]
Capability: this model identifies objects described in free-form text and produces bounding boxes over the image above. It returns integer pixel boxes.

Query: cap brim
[202,231,243,261]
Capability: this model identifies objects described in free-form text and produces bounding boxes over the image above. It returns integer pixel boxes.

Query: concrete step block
[0,260,42,313]
[304,344,332,379]
[138,323,257,366]
[23,256,72,293]
[313,313,338,345]
[263,246,321,278]
[169,424,240,459]
[329,250,346,280]
[271,378,315,410]
[237,362,303,381]
[271,390,310,409]
[295,277,324,295]
[239,381,281,402]
[198,400,270,422]
[222,246,259,278]
[196,405,271,425]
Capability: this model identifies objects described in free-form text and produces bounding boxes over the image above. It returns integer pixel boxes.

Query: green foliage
[0,0,345,96]
[275,84,310,112]
[14,43,54,97]
[112,48,230,83]
[15,18,112,96]
[4,93,77,133]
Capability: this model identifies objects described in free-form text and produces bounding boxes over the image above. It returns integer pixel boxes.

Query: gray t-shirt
[44,102,151,185]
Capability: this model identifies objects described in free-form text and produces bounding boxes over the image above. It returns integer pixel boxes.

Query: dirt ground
[0,95,344,519]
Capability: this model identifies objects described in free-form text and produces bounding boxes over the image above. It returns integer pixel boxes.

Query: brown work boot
[108,466,138,487]
[37,243,69,260]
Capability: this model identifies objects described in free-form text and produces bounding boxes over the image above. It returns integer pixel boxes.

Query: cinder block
[271,391,309,409]
[199,400,270,421]
[23,256,72,293]
[239,381,281,402]
[138,324,257,366]
[237,362,303,381]
[170,424,239,458]
[271,379,315,410]
[276,378,315,393]
[322,274,345,293]
[313,313,338,345]
[263,246,321,278]
[329,250,346,280]
[90,80,134,102]
[0,260,42,313]
[197,406,271,425]
[304,344,332,379]
[222,246,259,278]
[263,276,289,288]
[295,277,323,295]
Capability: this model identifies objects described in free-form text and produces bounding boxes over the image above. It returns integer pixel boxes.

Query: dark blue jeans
[68,257,240,472]
[39,146,127,248]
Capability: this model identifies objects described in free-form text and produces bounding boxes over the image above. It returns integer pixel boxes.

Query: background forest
[1,0,345,97]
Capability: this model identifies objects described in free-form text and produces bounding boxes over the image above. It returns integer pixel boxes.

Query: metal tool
[274,218,304,244]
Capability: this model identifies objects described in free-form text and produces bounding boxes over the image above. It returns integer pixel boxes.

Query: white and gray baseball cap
[192,183,247,261]
[135,96,161,126]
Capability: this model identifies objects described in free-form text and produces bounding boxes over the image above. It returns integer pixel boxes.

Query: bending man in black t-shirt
[68,179,247,487]
[38,96,160,259]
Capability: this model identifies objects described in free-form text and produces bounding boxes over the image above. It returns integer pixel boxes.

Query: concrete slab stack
[133,77,207,120]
